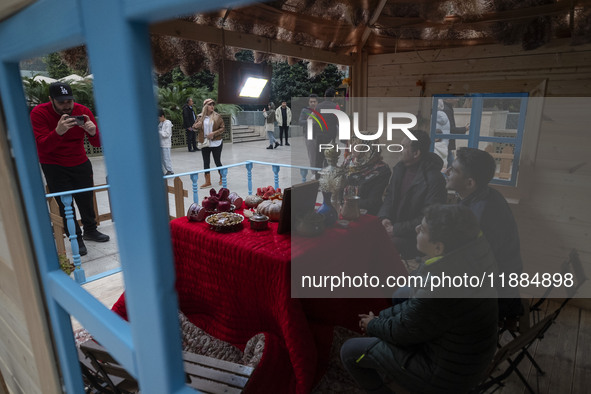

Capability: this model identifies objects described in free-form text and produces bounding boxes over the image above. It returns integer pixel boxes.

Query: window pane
[478,141,515,181]
[480,98,523,139]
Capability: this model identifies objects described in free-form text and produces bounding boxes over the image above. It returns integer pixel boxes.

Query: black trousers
[186,128,197,151]
[42,160,97,237]
[341,337,394,393]
[201,142,223,174]
[279,125,289,143]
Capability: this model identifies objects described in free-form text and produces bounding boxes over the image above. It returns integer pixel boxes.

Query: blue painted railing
[48,160,320,284]
[46,184,111,284]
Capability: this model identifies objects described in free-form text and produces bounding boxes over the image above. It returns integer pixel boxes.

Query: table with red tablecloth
[112,209,407,393]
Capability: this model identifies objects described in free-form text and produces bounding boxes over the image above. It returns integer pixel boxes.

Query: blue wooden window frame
[430,93,528,186]
[0,1,253,393]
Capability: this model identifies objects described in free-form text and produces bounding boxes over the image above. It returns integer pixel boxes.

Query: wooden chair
[79,340,254,393]
[473,249,587,394]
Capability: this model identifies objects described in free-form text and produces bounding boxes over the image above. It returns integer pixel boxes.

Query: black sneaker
[165,171,174,175]
[285,142,290,146]
[274,142,280,149]
[74,237,87,256]
[83,230,110,242]
[266,145,273,149]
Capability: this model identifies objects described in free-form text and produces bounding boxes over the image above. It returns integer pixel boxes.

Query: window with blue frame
[430,93,528,186]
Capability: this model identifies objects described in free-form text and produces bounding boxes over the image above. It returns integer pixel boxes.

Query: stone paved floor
[66,136,314,282]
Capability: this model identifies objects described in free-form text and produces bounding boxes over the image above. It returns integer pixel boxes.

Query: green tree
[22,76,50,108]
[271,61,311,106]
[44,52,88,79]
[309,64,344,97]
[157,67,215,91]
[22,76,96,113]
[45,52,71,79]
[156,81,240,128]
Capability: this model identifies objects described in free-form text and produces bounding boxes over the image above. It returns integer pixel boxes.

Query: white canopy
[58,74,85,82]
[32,75,57,84]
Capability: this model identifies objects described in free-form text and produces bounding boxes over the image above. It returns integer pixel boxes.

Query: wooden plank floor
[71,272,125,332]
[486,300,591,394]
[75,272,590,393]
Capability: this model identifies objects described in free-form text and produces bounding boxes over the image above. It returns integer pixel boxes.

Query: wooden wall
[366,39,591,307]
[0,107,61,392]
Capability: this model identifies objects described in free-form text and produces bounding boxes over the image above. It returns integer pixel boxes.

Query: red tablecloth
[112,210,407,393]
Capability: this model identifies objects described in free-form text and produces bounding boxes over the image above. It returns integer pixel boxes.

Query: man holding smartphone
[30,82,110,256]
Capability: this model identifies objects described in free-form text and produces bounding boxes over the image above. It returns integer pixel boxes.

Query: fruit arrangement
[256,185,283,201]
[202,187,239,212]
[188,188,243,222]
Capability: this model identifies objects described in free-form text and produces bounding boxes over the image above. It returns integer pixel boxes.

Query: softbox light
[217,60,272,105]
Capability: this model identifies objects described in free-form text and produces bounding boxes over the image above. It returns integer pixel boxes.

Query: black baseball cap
[49,82,74,102]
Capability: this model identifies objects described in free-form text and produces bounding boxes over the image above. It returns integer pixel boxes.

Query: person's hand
[359,311,376,332]
[263,108,266,112]
[206,133,214,140]
[81,115,96,136]
[381,218,394,237]
[55,114,77,135]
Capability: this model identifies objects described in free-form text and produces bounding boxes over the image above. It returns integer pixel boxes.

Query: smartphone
[68,115,85,126]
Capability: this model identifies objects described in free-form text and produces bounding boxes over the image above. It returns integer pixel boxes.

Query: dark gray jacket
[377,152,447,238]
[365,236,499,393]
[460,186,524,317]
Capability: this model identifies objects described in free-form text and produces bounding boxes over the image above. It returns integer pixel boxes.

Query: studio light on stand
[239,76,269,98]
[218,60,272,105]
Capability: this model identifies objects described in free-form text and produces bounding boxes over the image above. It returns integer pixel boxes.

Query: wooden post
[174,177,185,219]
[48,198,67,257]
[93,189,100,225]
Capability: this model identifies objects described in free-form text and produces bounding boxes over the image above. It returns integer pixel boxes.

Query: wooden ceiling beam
[377,0,591,30]
[366,36,496,55]
[355,0,389,54]
[150,19,357,65]
[231,3,357,45]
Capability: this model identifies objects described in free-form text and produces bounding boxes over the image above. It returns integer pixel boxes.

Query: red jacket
[30,102,101,166]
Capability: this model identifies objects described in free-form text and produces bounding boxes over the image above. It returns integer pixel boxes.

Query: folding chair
[79,340,254,394]
[530,249,587,325]
[473,249,587,394]
[79,341,138,393]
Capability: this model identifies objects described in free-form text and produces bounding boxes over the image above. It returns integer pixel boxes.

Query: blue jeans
[267,129,276,144]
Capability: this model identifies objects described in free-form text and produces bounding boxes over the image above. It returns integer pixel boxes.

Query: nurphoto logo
[306,109,417,152]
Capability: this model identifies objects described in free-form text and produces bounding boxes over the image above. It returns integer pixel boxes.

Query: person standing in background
[275,100,292,146]
[263,102,279,149]
[182,97,199,152]
[30,82,110,256]
[158,109,174,175]
[298,94,320,173]
[193,98,225,188]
